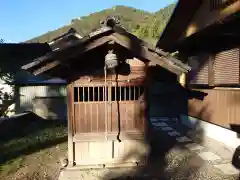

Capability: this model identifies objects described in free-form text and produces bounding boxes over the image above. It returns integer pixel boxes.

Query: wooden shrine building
[22,18,190,168]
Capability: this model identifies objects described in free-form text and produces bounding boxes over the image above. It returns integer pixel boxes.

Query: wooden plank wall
[188,47,240,86]
[188,88,240,129]
[67,83,74,166]
[71,58,147,135]
[72,85,145,134]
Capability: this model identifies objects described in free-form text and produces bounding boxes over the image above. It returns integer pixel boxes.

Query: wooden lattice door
[73,81,145,134]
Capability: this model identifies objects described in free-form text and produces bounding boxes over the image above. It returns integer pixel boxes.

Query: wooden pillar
[177,51,188,87]
[179,72,186,87]
[208,53,215,86]
[67,83,75,166]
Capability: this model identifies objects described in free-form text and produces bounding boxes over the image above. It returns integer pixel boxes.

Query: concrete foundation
[181,115,240,151]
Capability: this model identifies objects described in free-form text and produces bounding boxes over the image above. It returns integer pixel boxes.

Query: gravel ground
[58,119,239,180]
[58,154,238,180]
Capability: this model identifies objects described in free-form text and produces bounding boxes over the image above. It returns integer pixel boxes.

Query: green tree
[158,21,167,35]
[150,19,161,39]
[0,39,15,117]
[27,4,176,44]
[133,25,150,39]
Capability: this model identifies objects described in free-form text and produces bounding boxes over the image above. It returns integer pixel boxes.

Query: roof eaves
[73,33,83,39]
[88,26,113,38]
[21,27,114,71]
[110,29,191,73]
[49,28,77,42]
[155,2,179,47]
[154,47,191,71]
[110,24,191,73]
[156,0,202,50]
[112,25,191,72]
[21,36,90,71]
[48,32,83,46]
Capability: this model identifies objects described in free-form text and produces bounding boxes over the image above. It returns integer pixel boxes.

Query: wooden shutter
[188,54,209,85]
[210,0,238,11]
[213,48,240,85]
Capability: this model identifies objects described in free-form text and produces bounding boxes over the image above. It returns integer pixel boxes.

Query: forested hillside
[27,3,176,45]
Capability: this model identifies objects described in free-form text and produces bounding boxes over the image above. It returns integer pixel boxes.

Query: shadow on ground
[0,112,67,169]
[101,69,206,179]
[100,27,208,179]
[102,122,205,180]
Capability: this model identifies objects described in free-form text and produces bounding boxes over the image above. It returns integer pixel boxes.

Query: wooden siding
[213,48,240,85]
[191,62,209,84]
[16,85,67,120]
[210,0,239,11]
[68,58,148,168]
[188,47,240,86]
[71,59,147,135]
[188,54,209,85]
[72,83,145,134]
[188,88,240,129]
[126,58,145,67]
[67,83,74,166]
[182,0,240,38]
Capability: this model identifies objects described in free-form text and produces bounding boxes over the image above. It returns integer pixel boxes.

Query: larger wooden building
[22,18,191,168]
[157,0,240,145]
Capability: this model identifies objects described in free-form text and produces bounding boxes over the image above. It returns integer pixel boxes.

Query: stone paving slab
[176,136,192,143]
[198,151,222,161]
[167,131,180,136]
[154,117,239,177]
[151,122,168,127]
[185,143,204,151]
[161,126,174,131]
[150,117,169,122]
[214,163,239,175]
[58,117,240,179]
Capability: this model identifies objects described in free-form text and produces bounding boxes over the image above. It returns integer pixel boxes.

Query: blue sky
[1,0,176,42]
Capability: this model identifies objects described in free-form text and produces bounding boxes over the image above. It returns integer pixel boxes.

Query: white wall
[16,85,67,120]
[181,115,240,151]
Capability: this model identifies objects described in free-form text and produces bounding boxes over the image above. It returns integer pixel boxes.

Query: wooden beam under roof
[109,33,188,75]
[182,0,240,39]
[22,27,114,71]
[112,25,191,71]
[25,36,112,75]
[22,21,190,77]
[33,33,188,76]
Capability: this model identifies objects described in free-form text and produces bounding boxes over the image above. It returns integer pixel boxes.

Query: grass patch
[0,157,24,176]
[0,112,67,179]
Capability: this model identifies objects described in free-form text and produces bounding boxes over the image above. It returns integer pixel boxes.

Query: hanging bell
[105,50,118,70]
